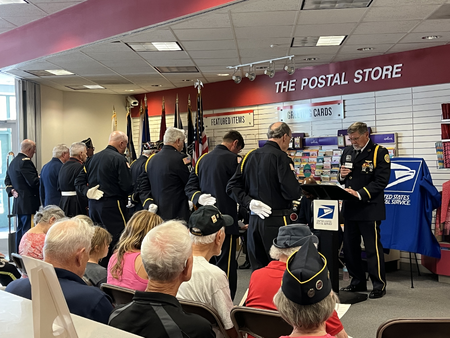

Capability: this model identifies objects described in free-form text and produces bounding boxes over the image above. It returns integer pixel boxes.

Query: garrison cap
[189,205,233,236]
[281,238,331,305]
[273,224,318,249]
[81,138,93,148]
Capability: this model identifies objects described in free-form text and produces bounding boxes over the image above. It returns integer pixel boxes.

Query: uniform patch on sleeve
[290,163,295,171]
[384,154,390,163]
[183,157,191,165]
[126,162,130,168]
[237,157,242,164]
[22,157,30,161]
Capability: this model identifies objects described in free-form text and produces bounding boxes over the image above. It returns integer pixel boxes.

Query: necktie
[353,149,361,161]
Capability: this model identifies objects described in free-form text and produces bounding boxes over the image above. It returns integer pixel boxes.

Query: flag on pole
[186,95,194,160]
[174,94,183,129]
[126,107,137,163]
[193,80,208,166]
[141,95,151,153]
[159,97,166,141]
[111,106,117,132]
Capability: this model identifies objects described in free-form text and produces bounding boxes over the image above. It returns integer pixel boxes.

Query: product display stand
[301,184,367,304]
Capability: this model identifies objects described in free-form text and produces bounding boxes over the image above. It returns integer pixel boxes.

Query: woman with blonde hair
[107,210,163,291]
[84,226,112,287]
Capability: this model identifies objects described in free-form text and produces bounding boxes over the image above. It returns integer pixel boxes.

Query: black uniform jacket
[226,141,302,211]
[339,140,391,221]
[58,157,88,215]
[75,145,133,200]
[139,145,190,222]
[129,154,148,204]
[5,153,40,215]
[185,144,240,235]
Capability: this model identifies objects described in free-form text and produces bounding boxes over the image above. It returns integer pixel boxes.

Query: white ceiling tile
[363,5,441,21]
[238,48,292,59]
[121,29,177,43]
[80,42,133,53]
[372,0,446,6]
[332,53,383,62]
[399,31,450,43]
[182,40,236,51]
[0,18,16,28]
[194,58,239,66]
[3,16,45,26]
[412,19,450,33]
[345,33,405,45]
[63,67,117,76]
[33,2,82,14]
[19,60,61,70]
[231,10,297,27]
[139,51,191,61]
[235,26,293,39]
[352,21,420,34]
[297,8,367,24]
[0,3,46,16]
[171,13,231,29]
[236,38,291,49]
[294,23,356,36]
[387,42,444,53]
[188,50,238,59]
[230,0,301,13]
[338,43,393,53]
[81,51,142,62]
[150,60,196,67]
[172,27,234,41]
[290,45,341,54]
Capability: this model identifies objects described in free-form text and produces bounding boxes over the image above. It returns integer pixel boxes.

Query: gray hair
[347,122,368,135]
[73,214,95,227]
[273,288,337,331]
[44,218,94,263]
[164,127,185,144]
[269,245,301,261]
[267,122,291,139]
[34,205,65,224]
[190,227,224,245]
[52,144,69,158]
[141,220,192,282]
[70,142,87,157]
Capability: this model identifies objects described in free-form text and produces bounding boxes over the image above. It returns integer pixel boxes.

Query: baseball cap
[188,205,233,236]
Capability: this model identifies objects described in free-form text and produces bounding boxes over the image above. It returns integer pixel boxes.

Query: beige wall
[40,85,127,168]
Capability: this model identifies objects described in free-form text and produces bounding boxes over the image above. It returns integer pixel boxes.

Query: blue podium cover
[380,158,441,258]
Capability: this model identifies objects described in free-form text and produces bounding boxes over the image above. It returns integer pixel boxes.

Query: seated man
[246,224,348,338]
[6,218,113,324]
[177,206,238,338]
[108,220,215,338]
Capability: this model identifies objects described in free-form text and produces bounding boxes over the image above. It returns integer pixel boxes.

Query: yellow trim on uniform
[83,166,87,173]
[117,200,126,227]
[283,216,287,226]
[144,153,156,173]
[226,235,233,279]
[363,187,372,200]
[130,159,137,167]
[31,214,35,228]
[374,221,386,291]
[191,191,201,202]
[241,148,257,172]
[373,145,379,169]
[195,153,208,176]
[286,251,327,284]
[0,271,17,281]
[142,198,153,207]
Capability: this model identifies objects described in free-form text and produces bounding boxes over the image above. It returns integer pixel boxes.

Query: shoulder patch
[237,156,242,164]
[384,154,390,163]
[183,157,191,165]
[22,157,30,161]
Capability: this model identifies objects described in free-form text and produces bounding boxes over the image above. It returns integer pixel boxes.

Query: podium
[301,184,368,304]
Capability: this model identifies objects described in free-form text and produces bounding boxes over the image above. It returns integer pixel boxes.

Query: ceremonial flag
[193,88,208,166]
[174,94,183,129]
[126,108,137,162]
[186,95,194,160]
[141,95,151,153]
[159,97,166,141]
[111,106,117,132]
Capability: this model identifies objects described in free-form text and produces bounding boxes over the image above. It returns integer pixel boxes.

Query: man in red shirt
[246,224,349,338]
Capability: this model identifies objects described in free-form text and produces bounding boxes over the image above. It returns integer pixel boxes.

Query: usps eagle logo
[318,205,335,219]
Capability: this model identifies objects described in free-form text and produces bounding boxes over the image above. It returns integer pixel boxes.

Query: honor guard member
[81,137,95,163]
[58,142,88,217]
[127,142,158,217]
[339,122,391,299]
[139,127,190,222]
[185,130,245,299]
[75,131,133,266]
[5,139,40,252]
[40,144,69,206]
[226,122,302,271]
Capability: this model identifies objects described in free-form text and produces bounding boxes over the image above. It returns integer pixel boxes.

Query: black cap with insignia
[81,138,93,148]
[281,238,331,305]
[188,205,234,236]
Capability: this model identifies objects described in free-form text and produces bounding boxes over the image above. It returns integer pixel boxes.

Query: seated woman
[19,205,65,260]
[107,210,163,291]
[84,226,112,287]
[273,239,338,338]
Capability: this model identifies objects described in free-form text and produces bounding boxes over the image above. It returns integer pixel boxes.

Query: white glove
[249,199,272,219]
[126,197,135,209]
[188,200,194,211]
[148,204,158,213]
[198,193,216,206]
[86,185,104,200]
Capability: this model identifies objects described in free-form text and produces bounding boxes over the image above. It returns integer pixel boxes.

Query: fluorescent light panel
[316,36,346,46]
[302,0,372,10]
[84,85,105,89]
[45,69,74,76]
[291,36,346,47]
[155,66,198,73]
[0,0,27,4]
[127,42,183,52]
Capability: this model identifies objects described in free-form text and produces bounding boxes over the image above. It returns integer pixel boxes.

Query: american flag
[125,108,137,162]
[193,90,208,166]
[159,98,166,141]
[186,95,194,160]
[141,95,150,153]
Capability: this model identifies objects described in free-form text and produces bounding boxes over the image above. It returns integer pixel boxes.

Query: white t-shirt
[177,255,234,332]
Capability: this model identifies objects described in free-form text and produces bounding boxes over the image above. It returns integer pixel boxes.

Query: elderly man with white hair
[108,220,215,338]
[245,224,348,338]
[6,218,113,324]
[139,127,191,222]
[177,206,238,338]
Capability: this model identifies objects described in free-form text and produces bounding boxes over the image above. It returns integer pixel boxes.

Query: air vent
[155,66,199,73]
[301,0,372,10]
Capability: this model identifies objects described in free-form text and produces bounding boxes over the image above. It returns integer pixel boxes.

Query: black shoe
[340,284,367,292]
[239,261,251,269]
[369,289,386,299]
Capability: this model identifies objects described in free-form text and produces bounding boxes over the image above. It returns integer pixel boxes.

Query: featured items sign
[204,110,254,129]
[278,100,344,123]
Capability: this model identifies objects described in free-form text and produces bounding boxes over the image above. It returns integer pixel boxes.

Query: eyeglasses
[348,135,361,142]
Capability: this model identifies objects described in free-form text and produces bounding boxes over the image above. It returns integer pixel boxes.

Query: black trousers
[211,234,237,300]
[89,197,129,267]
[343,220,386,291]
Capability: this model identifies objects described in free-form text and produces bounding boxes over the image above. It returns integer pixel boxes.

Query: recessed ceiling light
[256,66,268,70]
[155,66,198,73]
[127,42,183,52]
[151,84,162,87]
[217,73,229,76]
[357,47,374,51]
[181,79,193,82]
[422,35,441,40]
[316,36,346,46]
[125,89,135,92]
[303,57,318,61]
[0,0,27,4]
[83,85,105,89]
[302,0,372,10]
[45,69,74,76]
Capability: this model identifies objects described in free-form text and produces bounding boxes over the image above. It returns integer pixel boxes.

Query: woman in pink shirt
[107,210,163,291]
[19,205,65,260]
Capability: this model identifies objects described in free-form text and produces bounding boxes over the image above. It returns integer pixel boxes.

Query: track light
[246,65,256,81]
[232,68,242,84]
[284,57,295,75]
[264,61,275,78]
